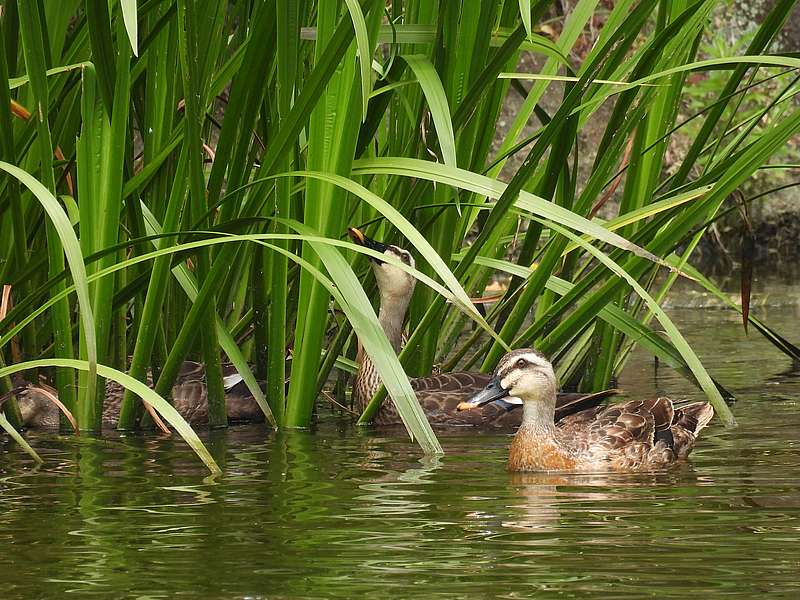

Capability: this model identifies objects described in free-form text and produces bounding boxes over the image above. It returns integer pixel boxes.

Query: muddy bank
[693,202,800,274]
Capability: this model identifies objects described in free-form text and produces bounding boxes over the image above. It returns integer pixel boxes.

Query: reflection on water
[2,302,800,598]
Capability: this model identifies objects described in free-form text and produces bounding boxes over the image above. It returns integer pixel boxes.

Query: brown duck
[347,228,617,427]
[458,348,714,472]
[16,361,264,428]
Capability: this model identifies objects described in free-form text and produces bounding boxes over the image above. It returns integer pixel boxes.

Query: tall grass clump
[1,0,799,469]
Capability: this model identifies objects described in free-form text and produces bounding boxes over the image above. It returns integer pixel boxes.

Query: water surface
[2,299,799,598]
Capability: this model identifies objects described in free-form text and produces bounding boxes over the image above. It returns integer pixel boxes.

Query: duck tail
[670,401,714,458]
[675,402,714,435]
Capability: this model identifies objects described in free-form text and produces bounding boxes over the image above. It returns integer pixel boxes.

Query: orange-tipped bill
[347,227,366,244]
[347,227,389,259]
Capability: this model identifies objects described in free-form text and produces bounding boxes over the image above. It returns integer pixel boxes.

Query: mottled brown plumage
[463,349,714,472]
[348,229,616,428]
[18,361,264,428]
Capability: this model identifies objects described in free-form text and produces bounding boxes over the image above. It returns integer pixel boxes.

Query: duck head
[457,348,558,411]
[347,227,416,302]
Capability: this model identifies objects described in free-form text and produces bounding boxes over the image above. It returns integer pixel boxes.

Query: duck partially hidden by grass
[17,361,264,428]
[347,228,618,428]
[458,349,714,472]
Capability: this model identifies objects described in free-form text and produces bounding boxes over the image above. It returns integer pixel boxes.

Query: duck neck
[510,388,576,472]
[354,289,411,409]
[377,290,409,353]
[519,389,557,438]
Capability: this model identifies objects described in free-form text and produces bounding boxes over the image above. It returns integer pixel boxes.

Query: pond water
[2,289,799,598]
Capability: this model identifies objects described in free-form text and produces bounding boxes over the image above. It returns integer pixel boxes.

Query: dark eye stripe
[497,364,516,380]
[387,246,411,262]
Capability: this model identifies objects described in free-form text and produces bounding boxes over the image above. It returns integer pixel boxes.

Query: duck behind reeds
[459,349,714,472]
[17,361,264,428]
[347,228,617,427]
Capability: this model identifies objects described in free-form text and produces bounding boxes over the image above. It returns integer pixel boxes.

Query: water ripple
[2,305,800,597]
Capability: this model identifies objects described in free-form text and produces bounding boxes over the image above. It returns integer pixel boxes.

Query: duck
[347,227,617,427]
[457,348,714,472]
[16,360,264,428]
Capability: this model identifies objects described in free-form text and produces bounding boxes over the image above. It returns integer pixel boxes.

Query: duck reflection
[354,439,442,518]
[502,469,696,533]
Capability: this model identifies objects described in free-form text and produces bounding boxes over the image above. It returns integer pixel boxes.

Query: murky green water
[2,297,799,598]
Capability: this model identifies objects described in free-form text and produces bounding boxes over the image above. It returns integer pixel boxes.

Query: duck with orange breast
[458,349,714,472]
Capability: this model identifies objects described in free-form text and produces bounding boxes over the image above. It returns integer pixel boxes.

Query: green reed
[1,0,799,469]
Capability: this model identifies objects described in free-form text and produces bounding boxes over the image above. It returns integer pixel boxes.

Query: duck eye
[516,358,527,368]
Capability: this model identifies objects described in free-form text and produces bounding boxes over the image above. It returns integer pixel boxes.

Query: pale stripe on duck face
[493,349,559,407]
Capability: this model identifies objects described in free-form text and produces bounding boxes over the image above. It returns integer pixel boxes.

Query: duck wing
[556,398,664,470]
[167,361,264,423]
[592,398,666,448]
[560,397,713,469]
[411,372,501,426]
[102,361,264,426]
[411,371,490,394]
[554,389,620,422]
[100,361,207,425]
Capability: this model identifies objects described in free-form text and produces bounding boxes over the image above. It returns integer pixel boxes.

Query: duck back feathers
[554,397,714,471]
[18,361,264,428]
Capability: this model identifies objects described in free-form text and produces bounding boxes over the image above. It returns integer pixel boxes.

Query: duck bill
[347,227,388,256]
[456,376,510,411]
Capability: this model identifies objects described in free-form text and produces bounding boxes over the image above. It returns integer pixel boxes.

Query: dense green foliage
[1,0,798,468]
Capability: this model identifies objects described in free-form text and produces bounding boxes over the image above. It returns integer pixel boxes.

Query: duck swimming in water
[458,348,714,472]
[347,228,617,427]
[17,361,264,428]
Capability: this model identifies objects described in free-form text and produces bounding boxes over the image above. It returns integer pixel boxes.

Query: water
[2,299,800,598]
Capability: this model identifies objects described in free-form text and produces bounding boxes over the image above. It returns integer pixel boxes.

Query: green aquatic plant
[1,0,798,471]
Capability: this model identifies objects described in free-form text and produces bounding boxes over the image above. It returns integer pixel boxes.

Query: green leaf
[560,186,713,256]
[0,411,42,463]
[0,162,97,409]
[344,0,372,122]
[518,0,532,41]
[139,204,277,427]
[352,157,674,269]
[402,55,457,168]
[499,72,659,87]
[8,61,92,90]
[572,55,800,117]
[120,0,138,56]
